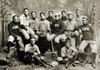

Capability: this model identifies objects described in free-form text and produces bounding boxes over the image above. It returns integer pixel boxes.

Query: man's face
[24,9,29,16]
[68,14,73,20]
[62,12,66,17]
[30,39,35,45]
[48,12,53,17]
[65,41,70,48]
[76,10,81,16]
[40,14,45,20]
[32,12,36,18]
[83,19,88,24]
[55,15,60,20]
[14,16,19,23]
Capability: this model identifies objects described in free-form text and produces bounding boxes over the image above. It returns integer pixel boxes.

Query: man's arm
[35,45,41,55]
[61,47,67,58]
[46,20,51,33]
[90,24,95,41]
[71,47,79,57]
[8,23,17,38]
[19,16,24,25]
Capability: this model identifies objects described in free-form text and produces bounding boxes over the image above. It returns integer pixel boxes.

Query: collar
[40,19,45,21]
[61,17,67,21]
[32,18,36,20]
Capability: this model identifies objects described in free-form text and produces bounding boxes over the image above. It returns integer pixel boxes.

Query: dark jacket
[80,24,95,40]
[51,19,64,35]
[61,17,67,21]
[8,21,20,37]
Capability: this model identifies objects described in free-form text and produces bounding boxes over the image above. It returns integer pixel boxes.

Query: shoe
[65,63,69,68]
[91,63,96,68]
[72,63,76,67]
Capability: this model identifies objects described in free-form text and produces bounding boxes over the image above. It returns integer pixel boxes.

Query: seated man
[7,15,24,59]
[50,13,65,56]
[24,38,48,67]
[58,40,78,68]
[35,12,51,54]
[78,16,97,68]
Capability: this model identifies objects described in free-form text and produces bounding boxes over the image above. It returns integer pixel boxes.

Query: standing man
[64,12,77,48]
[79,16,97,68]
[19,8,35,40]
[61,10,67,21]
[39,12,51,39]
[75,8,83,26]
[29,11,39,34]
[46,10,55,28]
[61,10,68,30]
[75,8,83,48]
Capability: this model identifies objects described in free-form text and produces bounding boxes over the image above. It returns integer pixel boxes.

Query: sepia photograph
[0,0,100,70]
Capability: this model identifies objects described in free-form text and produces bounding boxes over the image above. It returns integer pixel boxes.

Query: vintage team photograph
[0,0,100,70]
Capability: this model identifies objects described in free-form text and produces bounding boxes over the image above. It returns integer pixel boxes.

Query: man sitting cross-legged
[57,40,78,68]
[24,38,49,67]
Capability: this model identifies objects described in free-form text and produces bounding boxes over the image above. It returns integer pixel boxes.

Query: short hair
[23,8,29,12]
[82,16,88,20]
[48,10,53,14]
[76,8,82,12]
[13,15,18,21]
[30,38,35,42]
[31,11,36,15]
[61,10,66,14]
[40,12,45,16]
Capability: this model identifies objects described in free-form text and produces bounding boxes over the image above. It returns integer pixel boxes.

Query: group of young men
[6,8,97,68]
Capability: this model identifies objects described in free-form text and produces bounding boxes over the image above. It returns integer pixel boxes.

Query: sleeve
[89,24,95,40]
[36,45,41,55]
[71,47,77,52]
[35,19,39,31]
[19,16,24,25]
[46,21,51,32]
[51,22,54,33]
[61,47,66,57]
[25,44,29,52]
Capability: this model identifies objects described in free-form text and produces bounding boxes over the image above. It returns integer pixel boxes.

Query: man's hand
[92,41,96,44]
[32,55,36,58]
[15,35,20,41]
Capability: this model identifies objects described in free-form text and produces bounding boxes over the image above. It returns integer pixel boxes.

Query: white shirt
[25,44,41,55]
[61,46,77,57]
[20,14,30,26]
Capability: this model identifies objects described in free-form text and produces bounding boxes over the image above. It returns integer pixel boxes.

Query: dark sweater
[51,19,64,35]
[8,21,20,37]
[80,24,95,40]
[46,16,55,23]
[61,17,67,21]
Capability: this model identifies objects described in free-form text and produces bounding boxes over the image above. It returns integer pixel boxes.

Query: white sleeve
[25,44,29,52]
[46,20,51,30]
[19,16,24,25]
[61,47,66,57]
[36,45,41,55]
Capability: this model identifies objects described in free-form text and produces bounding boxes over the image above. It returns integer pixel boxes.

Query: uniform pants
[79,40,97,53]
